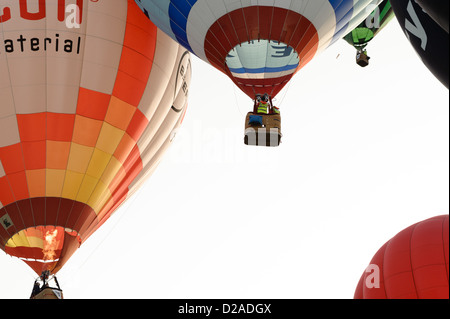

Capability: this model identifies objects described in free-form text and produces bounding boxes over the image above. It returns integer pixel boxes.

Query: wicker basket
[31,287,63,299]
[244,112,282,147]
[356,52,370,67]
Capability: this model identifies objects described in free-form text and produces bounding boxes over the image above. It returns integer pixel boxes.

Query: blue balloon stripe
[148,0,373,60]
[229,63,299,74]
[330,8,354,45]
[134,0,378,97]
[166,0,359,54]
[169,0,197,53]
[328,0,354,22]
[328,0,354,45]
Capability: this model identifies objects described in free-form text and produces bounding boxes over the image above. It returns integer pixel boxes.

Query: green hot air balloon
[344,0,395,67]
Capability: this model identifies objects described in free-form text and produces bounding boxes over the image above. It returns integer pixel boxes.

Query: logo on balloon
[0,1,85,56]
[0,213,13,231]
[173,51,192,111]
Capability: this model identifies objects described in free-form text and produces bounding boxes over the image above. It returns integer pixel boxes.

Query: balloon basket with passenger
[356,49,370,67]
[244,94,282,147]
[30,270,63,299]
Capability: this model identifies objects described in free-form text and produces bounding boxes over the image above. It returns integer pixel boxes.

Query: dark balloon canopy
[390,0,449,88]
[414,0,449,33]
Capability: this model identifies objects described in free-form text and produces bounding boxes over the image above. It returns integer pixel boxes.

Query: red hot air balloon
[135,0,385,99]
[134,0,384,147]
[0,0,191,283]
[354,215,449,299]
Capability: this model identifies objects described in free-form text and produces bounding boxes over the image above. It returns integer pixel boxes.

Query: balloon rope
[276,78,293,108]
[75,187,144,272]
[233,84,244,117]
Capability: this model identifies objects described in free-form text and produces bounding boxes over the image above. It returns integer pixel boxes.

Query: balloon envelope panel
[0,0,191,274]
[135,0,383,98]
[354,215,449,299]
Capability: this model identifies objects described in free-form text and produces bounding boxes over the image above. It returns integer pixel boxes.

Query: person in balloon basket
[30,271,49,298]
[257,93,270,114]
[30,281,42,298]
[272,105,280,114]
[256,93,280,115]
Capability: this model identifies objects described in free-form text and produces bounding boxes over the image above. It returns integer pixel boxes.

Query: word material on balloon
[0,33,82,55]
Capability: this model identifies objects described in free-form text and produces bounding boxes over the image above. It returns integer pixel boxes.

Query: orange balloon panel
[354,215,449,299]
[0,0,191,275]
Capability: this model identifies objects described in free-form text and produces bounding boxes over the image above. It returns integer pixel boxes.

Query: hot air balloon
[0,0,191,298]
[354,215,449,299]
[134,0,383,146]
[389,0,449,89]
[343,0,395,67]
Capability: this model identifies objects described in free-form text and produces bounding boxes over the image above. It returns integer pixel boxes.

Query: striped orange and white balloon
[0,0,191,275]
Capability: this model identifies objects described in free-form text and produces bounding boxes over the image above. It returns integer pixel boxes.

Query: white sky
[1,20,449,299]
